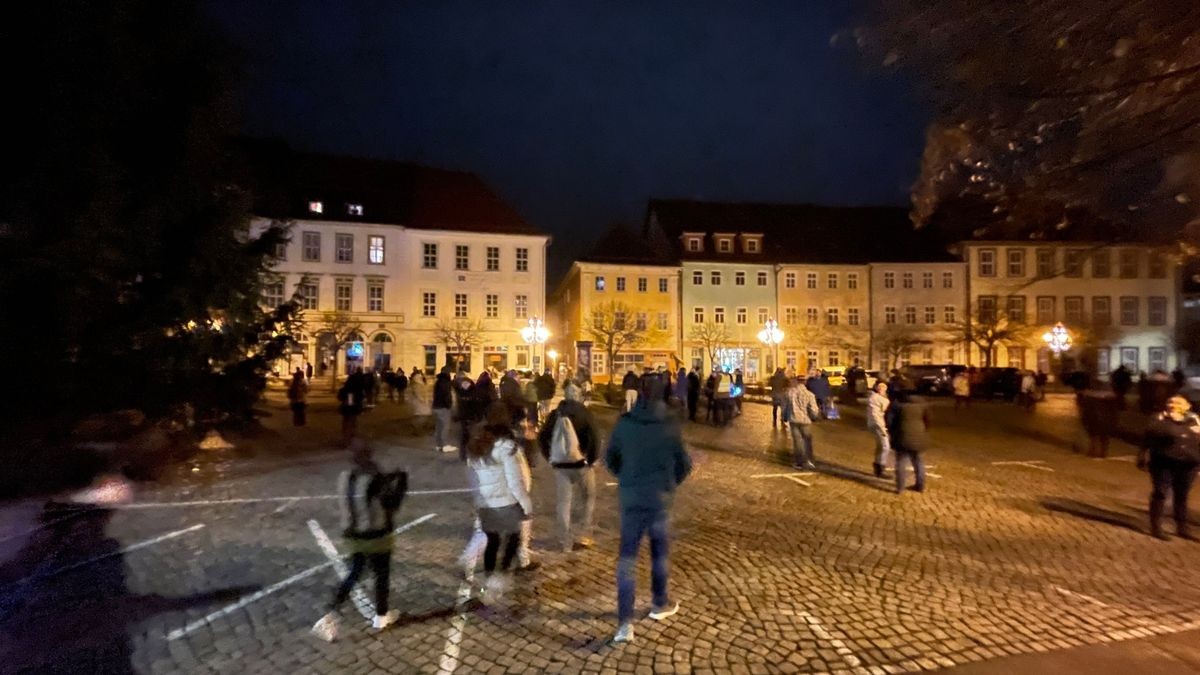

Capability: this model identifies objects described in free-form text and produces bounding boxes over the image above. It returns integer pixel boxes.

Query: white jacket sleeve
[503,442,534,516]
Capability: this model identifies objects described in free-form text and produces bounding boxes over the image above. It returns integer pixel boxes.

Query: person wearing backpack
[538,384,599,552]
[311,439,408,641]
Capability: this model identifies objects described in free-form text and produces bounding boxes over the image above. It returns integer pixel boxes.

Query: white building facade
[868,262,969,371]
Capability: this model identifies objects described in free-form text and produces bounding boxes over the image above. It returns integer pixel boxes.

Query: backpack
[549,413,584,464]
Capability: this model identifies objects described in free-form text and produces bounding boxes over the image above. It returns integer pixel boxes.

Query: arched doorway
[370,332,394,372]
[344,331,366,374]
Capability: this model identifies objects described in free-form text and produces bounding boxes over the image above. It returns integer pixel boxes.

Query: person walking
[807,370,830,419]
[672,367,688,408]
[867,381,890,478]
[785,376,821,470]
[311,439,407,641]
[287,368,308,426]
[703,371,718,423]
[686,369,700,422]
[535,368,557,424]
[466,402,534,599]
[1111,364,1133,409]
[769,368,790,429]
[454,375,480,462]
[538,384,599,552]
[621,368,640,412]
[1138,394,1200,541]
[337,368,367,444]
[887,389,931,494]
[951,371,970,409]
[305,361,314,382]
[432,367,455,453]
[606,375,692,644]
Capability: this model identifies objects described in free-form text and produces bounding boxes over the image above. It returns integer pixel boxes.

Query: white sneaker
[311,613,339,642]
[649,601,679,620]
[372,609,400,630]
[611,623,634,644]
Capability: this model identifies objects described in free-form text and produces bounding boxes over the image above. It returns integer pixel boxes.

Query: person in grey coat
[785,377,821,470]
[886,389,931,494]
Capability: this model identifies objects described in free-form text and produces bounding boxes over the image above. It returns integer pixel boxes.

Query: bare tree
[313,311,363,390]
[585,301,655,381]
[433,319,485,371]
[786,320,867,370]
[874,325,933,372]
[688,322,732,372]
[957,306,1031,368]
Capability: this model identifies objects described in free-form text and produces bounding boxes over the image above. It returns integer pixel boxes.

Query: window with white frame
[686,237,701,252]
[828,273,838,289]
[847,307,860,326]
[367,281,383,312]
[299,281,318,310]
[515,247,529,272]
[1120,347,1139,370]
[942,271,954,288]
[367,235,384,264]
[924,306,936,324]
[714,307,725,324]
[745,238,760,253]
[422,292,437,317]
[902,272,913,289]
[595,275,606,291]
[636,312,648,330]
[273,240,287,260]
[757,307,769,324]
[806,307,819,325]
[659,277,669,293]
[335,280,352,311]
[885,306,896,324]
[614,310,627,330]
[807,349,820,368]
[1064,296,1083,323]
[736,307,747,324]
[514,294,528,319]
[978,295,998,323]
[637,277,647,292]
[847,272,859,290]
[785,350,797,368]
[616,277,626,292]
[944,305,956,324]
[263,279,284,307]
[692,271,703,285]
[1064,248,1084,277]
[422,243,437,269]
[828,351,841,366]
[806,272,817,289]
[978,248,996,277]
[1149,347,1167,372]
[1092,296,1111,326]
[1036,248,1055,278]
[1149,296,1167,326]
[1119,296,1139,325]
[711,271,721,286]
[904,305,917,324]
[785,272,796,288]
[1037,297,1056,324]
[717,238,732,253]
[1118,249,1139,278]
[693,306,705,323]
[884,271,895,289]
[657,312,669,330]
[757,271,768,286]
[454,293,468,318]
[485,293,499,318]
[1096,347,1111,373]
[455,245,469,271]
[784,307,798,324]
[826,308,839,325]
[1006,295,1026,323]
[1006,249,1025,277]
[302,231,321,262]
[735,271,745,286]
[486,246,500,271]
[335,234,353,263]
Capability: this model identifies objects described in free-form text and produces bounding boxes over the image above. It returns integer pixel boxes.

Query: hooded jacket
[605,403,692,511]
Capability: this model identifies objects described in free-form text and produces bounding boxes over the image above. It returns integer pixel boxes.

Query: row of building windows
[683,234,762,254]
[423,243,530,272]
[263,279,387,313]
[882,306,958,326]
[593,276,673,293]
[977,295,1169,326]
[976,247,1168,280]
[283,232,388,265]
[881,271,954,290]
[780,271,866,290]
[590,310,672,331]
[686,270,773,287]
[307,201,363,217]
[421,292,529,319]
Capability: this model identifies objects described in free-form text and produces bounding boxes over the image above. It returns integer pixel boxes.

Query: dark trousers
[687,394,698,421]
[483,531,521,573]
[332,552,390,615]
[1150,457,1199,534]
[290,401,307,426]
[616,507,670,623]
[895,449,926,492]
[772,396,783,425]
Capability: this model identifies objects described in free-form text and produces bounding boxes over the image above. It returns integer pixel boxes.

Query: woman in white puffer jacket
[466,401,533,596]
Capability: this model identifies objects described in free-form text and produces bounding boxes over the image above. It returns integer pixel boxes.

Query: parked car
[823,365,847,388]
[855,369,882,395]
[975,367,1021,401]
[900,364,966,395]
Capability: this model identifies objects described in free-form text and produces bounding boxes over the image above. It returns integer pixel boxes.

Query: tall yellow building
[549,225,681,383]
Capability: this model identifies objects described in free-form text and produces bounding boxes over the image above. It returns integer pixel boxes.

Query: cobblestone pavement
[2,391,1199,674]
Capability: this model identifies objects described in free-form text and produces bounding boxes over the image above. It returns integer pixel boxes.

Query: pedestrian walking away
[432,367,455,453]
[866,381,890,477]
[622,368,640,412]
[538,384,599,552]
[466,402,534,601]
[535,368,556,424]
[606,375,692,644]
[337,368,367,444]
[1138,395,1200,541]
[769,368,789,429]
[312,439,408,641]
[785,376,821,470]
[287,368,308,426]
[686,369,701,422]
[887,389,931,494]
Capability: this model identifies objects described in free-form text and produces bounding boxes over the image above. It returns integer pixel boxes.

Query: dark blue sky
[210,1,929,271]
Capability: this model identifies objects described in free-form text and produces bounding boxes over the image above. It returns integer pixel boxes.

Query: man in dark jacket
[606,375,692,644]
[686,369,701,422]
[337,368,368,444]
[1138,395,1200,540]
[538,385,599,552]
[499,370,525,425]
[621,369,640,412]
[432,368,455,453]
[769,368,790,428]
[535,368,557,423]
[887,390,931,494]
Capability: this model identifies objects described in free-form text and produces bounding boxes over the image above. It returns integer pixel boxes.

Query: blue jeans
[616,507,670,623]
[894,449,925,491]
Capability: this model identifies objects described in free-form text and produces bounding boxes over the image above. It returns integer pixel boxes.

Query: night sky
[210,1,929,278]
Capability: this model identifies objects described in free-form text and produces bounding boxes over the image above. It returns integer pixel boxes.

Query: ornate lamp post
[1042,322,1072,356]
[520,317,549,370]
[757,318,785,375]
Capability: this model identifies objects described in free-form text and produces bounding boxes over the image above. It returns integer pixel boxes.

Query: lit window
[515,294,528,319]
[308,201,323,214]
[515,247,529,272]
[347,203,364,216]
[455,245,469,271]
[335,280,352,311]
[367,282,384,312]
[486,293,499,318]
[595,276,606,291]
[487,246,500,271]
[368,236,384,264]
[335,233,353,263]
[422,243,438,269]
[422,292,437,317]
[455,293,468,318]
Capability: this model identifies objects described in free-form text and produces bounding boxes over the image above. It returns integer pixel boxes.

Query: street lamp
[1042,322,1072,355]
[520,317,549,370]
[757,318,785,375]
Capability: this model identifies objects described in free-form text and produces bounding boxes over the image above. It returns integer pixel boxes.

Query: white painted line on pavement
[991,460,1055,472]
[307,519,373,619]
[98,489,471,509]
[786,475,813,487]
[437,576,475,675]
[799,610,863,669]
[926,472,944,479]
[9,524,205,587]
[272,499,298,514]
[1103,455,1136,462]
[605,482,617,487]
[751,472,816,478]
[166,513,436,641]
[1054,586,1110,608]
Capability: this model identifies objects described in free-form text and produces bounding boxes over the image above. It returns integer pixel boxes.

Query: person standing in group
[305,361,314,383]
[769,367,790,429]
[621,368,640,412]
[951,370,970,409]
[686,368,701,422]
[867,381,890,478]
[807,369,830,419]
[703,370,718,423]
[311,439,407,641]
[1019,370,1037,413]
[535,367,557,425]
[432,367,455,454]
[337,368,367,444]
[539,383,599,552]
[1138,395,1200,541]
[887,389,931,494]
[287,368,308,426]
[1111,364,1133,409]
[454,375,480,462]
[606,375,692,644]
[523,374,540,429]
[672,367,688,409]
[785,376,821,470]
[466,402,534,599]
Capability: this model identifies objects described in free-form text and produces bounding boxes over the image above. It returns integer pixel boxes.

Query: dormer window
[745,239,759,253]
[308,201,323,214]
[718,239,732,253]
[740,234,764,254]
[686,237,702,252]
[347,203,364,216]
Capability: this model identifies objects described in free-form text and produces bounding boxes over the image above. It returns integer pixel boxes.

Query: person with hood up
[606,374,692,644]
[538,382,599,551]
[867,381,891,478]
